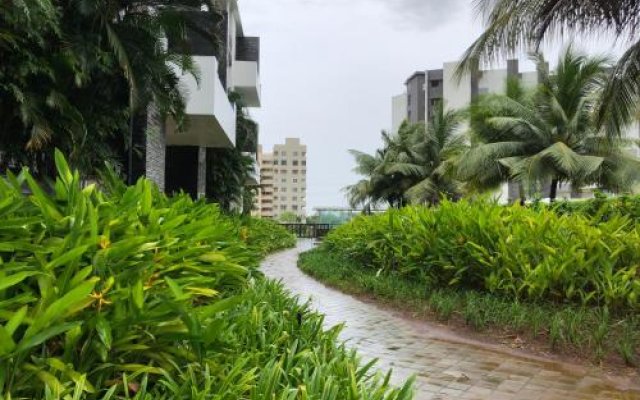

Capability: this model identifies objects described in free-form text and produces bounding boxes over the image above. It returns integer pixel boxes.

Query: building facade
[131,0,261,201]
[258,138,307,219]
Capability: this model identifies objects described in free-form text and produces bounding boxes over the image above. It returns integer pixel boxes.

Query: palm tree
[385,103,467,205]
[346,110,467,208]
[344,147,386,211]
[459,0,640,138]
[459,49,640,202]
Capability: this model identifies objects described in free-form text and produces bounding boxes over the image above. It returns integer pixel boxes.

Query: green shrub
[550,192,640,223]
[0,151,412,399]
[238,217,296,256]
[299,247,640,364]
[325,200,640,310]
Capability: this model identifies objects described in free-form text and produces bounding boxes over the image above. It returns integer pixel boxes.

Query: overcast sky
[239,0,620,212]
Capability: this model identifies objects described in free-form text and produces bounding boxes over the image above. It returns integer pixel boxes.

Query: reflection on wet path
[261,241,640,400]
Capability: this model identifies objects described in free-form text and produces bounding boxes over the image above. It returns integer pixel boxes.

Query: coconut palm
[459,49,640,202]
[344,147,387,210]
[459,0,640,138]
[385,103,467,205]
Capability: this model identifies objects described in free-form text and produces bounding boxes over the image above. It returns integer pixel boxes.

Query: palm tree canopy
[459,0,640,138]
[460,49,640,200]
[345,104,467,207]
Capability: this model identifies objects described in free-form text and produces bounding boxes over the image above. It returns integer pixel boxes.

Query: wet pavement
[261,240,640,400]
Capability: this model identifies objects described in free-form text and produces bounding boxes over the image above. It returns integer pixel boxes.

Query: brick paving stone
[261,242,640,400]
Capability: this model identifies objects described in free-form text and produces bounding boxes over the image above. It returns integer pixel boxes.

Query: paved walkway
[261,241,640,400]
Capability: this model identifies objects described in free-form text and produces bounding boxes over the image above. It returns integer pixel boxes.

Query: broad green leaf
[0,326,16,356]
[0,272,39,291]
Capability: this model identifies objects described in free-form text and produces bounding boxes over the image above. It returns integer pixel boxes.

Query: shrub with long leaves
[325,200,640,310]
[0,150,412,399]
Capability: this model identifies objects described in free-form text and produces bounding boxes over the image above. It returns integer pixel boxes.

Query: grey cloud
[375,0,466,30]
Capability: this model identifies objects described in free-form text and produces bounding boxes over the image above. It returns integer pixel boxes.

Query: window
[293,188,298,192]
[280,205,287,211]
[274,151,279,156]
[280,196,286,201]
[302,152,306,157]
[292,196,297,201]
[293,178,298,183]
[292,205,298,210]
[280,160,287,165]
[302,161,306,166]
[407,93,411,105]
[430,80,440,88]
[302,169,306,174]
[281,178,286,183]
[281,151,286,156]
[293,152,298,156]
[292,160,299,166]
[272,160,278,166]
[281,187,287,192]
[292,170,298,175]
[274,187,278,192]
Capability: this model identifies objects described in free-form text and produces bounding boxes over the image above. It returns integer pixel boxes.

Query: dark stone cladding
[129,104,165,191]
[144,104,166,192]
[236,36,260,64]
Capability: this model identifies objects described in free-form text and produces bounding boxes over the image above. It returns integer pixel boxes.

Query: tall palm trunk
[549,178,559,202]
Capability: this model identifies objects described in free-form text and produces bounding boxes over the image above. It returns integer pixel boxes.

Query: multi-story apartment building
[130,0,261,200]
[393,60,537,131]
[258,138,307,219]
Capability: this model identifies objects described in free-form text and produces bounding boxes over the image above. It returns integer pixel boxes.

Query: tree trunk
[549,178,559,203]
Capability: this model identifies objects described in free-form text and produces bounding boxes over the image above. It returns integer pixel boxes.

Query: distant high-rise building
[258,138,307,219]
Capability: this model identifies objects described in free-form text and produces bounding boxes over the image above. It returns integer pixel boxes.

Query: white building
[134,1,261,200]
[258,139,307,219]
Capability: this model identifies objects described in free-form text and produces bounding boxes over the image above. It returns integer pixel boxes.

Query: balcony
[166,56,236,148]
[232,61,261,107]
[233,36,260,107]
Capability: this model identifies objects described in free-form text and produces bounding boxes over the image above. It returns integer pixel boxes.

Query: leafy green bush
[550,192,640,223]
[325,200,640,310]
[299,247,640,365]
[0,151,411,399]
[238,217,296,256]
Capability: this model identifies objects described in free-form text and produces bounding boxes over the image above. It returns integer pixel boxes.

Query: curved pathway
[261,241,640,400]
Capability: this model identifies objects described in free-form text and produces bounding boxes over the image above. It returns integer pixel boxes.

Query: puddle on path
[261,241,640,400]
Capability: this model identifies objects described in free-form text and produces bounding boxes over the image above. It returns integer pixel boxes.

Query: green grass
[299,247,640,366]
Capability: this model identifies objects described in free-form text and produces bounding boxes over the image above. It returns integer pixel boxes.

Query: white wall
[478,69,508,94]
[391,93,407,133]
[443,62,472,111]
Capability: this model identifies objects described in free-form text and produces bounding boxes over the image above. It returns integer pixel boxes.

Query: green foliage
[550,192,640,223]
[459,0,640,139]
[0,151,413,399]
[324,200,640,310]
[299,247,640,365]
[0,1,219,176]
[346,104,467,208]
[277,211,301,223]
[460,49,640,201]
[238,218,296,256]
